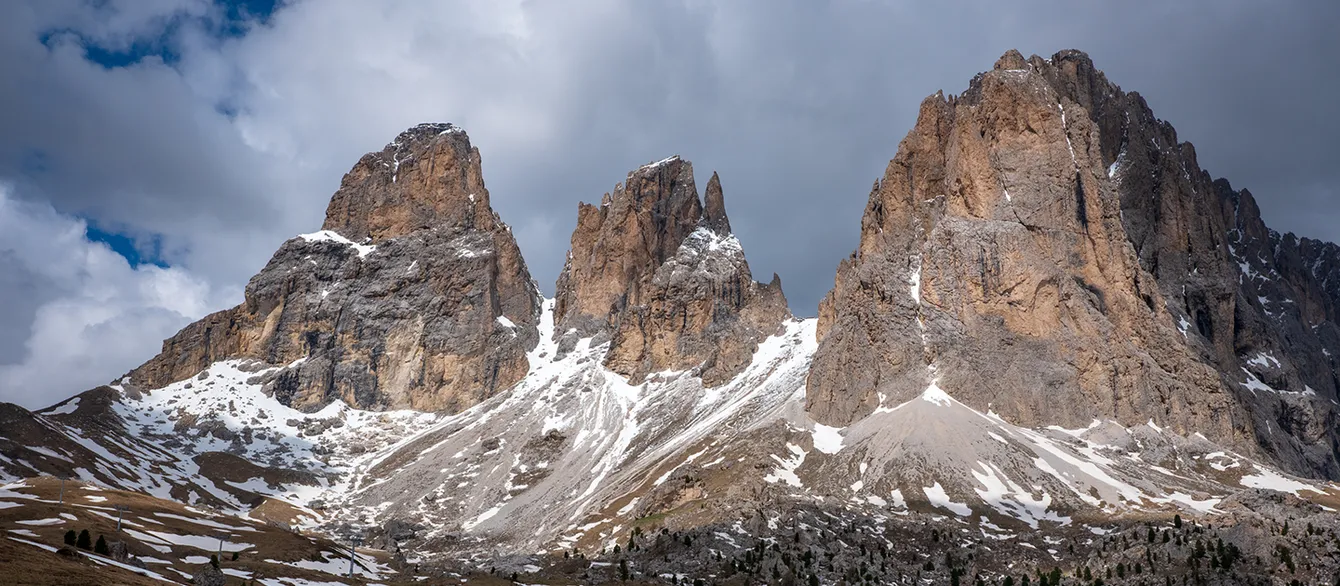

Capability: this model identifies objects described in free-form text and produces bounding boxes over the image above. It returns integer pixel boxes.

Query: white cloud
[0,186,227,408]
[0,0,1335,409]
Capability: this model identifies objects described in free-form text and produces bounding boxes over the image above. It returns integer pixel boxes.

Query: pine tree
[210,554,220,569]
[94,535,108,555]
[1173,514,1182,529]
[76,529,91,550]
[63,530,76,546]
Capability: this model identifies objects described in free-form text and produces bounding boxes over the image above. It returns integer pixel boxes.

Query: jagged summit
[702,171,731,234]
[9,51,1340,586]
[554,156,789,385]
[131,123,542,412]
[321,122,502,243]
[809,49,1340,479]
[993,48,1029,71]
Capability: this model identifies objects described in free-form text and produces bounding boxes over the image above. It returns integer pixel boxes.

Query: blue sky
[60,0,279,269]
[1,0,1337,408]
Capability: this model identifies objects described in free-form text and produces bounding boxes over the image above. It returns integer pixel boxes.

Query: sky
[0,0,1337,409]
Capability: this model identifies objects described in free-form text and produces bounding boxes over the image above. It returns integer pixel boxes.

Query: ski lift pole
[347,535,363,577]
[114,505,129,531]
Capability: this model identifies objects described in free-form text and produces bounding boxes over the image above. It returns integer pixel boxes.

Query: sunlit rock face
[808,50,1340,479]
[554,157,789,386]
[132,123,542,413]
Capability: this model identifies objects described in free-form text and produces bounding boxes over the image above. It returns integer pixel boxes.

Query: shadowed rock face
[131,124,542,413]
[554,157,789,386]
[808,49,1340,479]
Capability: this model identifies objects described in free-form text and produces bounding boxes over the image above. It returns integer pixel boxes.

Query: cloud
[0,185,226,408]
[0,0,1337,407]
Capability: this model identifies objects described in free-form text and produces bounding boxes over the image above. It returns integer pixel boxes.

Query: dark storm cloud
[0,0,1337,407]
[478,0,1340,315]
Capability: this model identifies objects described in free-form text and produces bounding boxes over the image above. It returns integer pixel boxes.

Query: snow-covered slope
[4,294,1338,562]
[336,299,817,556]
[4,297,1340,562]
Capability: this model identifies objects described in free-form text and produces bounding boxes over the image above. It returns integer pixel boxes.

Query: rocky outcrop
[1217,182,1340,476]
[191,563,227,586]
[554,157,788,385]
[809,50,1261,461]
[131,124,541,413]
[810,49,1340,479]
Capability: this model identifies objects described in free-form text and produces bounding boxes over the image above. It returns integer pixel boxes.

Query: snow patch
[811,424,845,455]
[298,230,376,258]
[971,461,1069,528]
[920,382,953,407]
[923,482,971,516]
[42,397,80,416]
[1239,466,1322,497]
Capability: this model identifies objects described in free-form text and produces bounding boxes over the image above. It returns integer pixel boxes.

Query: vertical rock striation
[809,50,1340,478]
[131,123,542,413]
[554,157,789,385]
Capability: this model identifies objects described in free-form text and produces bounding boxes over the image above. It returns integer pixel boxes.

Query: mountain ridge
[809,48,1340,480]
[4,48,1340,585]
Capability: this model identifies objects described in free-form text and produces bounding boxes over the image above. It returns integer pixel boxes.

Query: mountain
[4,50,1340,585]
[554,156,790,385]
[133,123,542,414]
[809,49,1340,479]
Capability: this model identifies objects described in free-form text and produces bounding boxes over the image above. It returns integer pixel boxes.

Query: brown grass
[0,477,402,585]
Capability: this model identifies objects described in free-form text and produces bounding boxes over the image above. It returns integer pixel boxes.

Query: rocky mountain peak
[131,123,541,413]
[321,122,499,243]
[810,49,1252,456]
[554,157,788,385]
[553,155,705,336]
[809,49,1340,478]
[992,48,1028,71]
[12,51,1340,586]
[702,171,731,234]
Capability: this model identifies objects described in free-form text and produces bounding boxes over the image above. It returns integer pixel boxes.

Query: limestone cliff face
[554,157,789,385]
[131,124,542,413]
[810,49,1340,478]
[810,50,1253,456]
[1218,183,1340,476]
